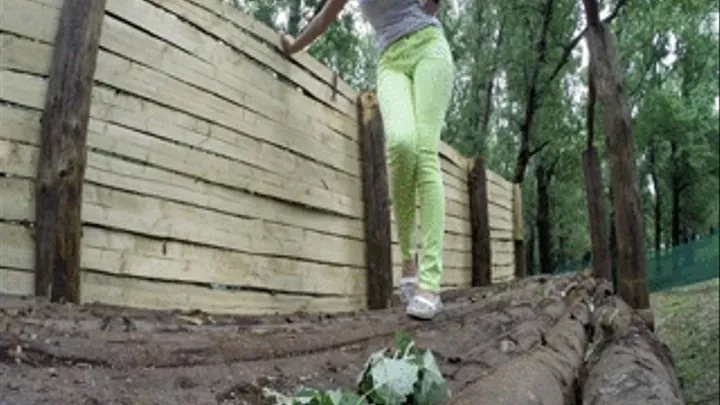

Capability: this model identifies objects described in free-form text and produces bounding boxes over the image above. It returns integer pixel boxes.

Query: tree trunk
[670,140,681,247]
[526,225,536,276]
[648,145,662,252]
[512,0,555,184]
[536,159,555,274]
[584,147,613,283]
[581,288,685,405]
[582,0,650,310]
[584,66,613,284]
[608,185,619,292]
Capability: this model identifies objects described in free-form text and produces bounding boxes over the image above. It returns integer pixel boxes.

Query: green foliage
[283,331,449,405]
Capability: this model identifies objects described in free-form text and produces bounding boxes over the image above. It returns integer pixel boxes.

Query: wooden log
[513,183,526,278]
[583,146,613,284]
[34,0,108,303]
[468,157,492,286]
[447,295,593,405]
[582,0,650,310]
[358,92,393,310]
[580,285,685,404]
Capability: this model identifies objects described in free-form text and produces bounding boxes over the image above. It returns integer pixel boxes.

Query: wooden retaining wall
[0,0,520,315]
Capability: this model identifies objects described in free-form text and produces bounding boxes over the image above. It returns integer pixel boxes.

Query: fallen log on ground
[580,283,686,405]
[446,281,595,405]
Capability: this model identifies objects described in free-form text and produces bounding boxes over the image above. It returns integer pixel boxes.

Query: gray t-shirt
[357,0,442,54]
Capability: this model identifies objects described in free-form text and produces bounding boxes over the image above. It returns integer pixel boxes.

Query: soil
[0,271,661,405]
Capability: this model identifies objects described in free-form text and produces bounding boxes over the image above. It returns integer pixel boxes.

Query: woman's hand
[423,0,439,15]
[280,34,296,56]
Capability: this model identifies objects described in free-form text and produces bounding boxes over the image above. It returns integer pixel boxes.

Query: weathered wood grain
[34,0,107,303]
[469,157,492,286]
[358,92,392,310]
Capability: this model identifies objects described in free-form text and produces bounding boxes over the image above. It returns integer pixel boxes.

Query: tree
[581,0,650,310]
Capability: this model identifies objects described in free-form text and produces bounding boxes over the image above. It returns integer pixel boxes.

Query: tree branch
[530,140,551,157]
[512,0,555,184]
[541,0,629,92]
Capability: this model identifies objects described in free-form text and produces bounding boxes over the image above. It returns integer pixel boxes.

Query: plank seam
[81,268,361,299]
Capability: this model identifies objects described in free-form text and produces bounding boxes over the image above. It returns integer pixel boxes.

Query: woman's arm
[280,0,349,55]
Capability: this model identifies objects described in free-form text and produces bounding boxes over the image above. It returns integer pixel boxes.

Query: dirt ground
[0,272,644,405]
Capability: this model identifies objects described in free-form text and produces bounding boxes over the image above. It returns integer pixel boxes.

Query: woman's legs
[412,46,454,295]
[376,26,454,317]
[376,66,418,275]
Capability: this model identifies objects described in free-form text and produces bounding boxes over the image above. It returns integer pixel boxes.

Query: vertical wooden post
[358,91,393,310]
[468,157,492,286]
[35,0,107,303]
[512,183,526,278]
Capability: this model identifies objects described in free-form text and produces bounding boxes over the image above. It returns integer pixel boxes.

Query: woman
[280,0,454,320]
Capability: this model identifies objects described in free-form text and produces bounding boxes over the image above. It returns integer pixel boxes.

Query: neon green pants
[376,26,455,292]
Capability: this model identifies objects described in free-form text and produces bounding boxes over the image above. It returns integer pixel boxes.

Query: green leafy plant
[282,331,450,405]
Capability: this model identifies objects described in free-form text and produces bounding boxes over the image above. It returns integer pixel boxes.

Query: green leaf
[394,330,414,356]
[333,391,370,405]
[292,387,321,404]
[413,350,450,405]
[368,358,419,405]
[355,349,388,393]
[413,370,450,405]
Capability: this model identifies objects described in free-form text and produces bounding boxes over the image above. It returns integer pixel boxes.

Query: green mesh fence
[554,231,719,292]
[646,232,720,292]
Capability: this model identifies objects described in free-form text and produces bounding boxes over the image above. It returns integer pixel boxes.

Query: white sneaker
[406,293,443,320]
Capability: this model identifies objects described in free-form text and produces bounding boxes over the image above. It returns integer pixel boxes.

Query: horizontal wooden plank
[0,267,33,296]
[439,142,469,174]
[84,271,366,315]
[82,227,366,296]
[135,0,357,119]
[181,0,357,103]
[12,0,357,119]
[0,107,366,240]
[97,2,359,143]
[488,204,513,231]
[0,71,364,218]
[487,169,514,192]
[0,221,364,296]
[0,0,61,45]
[0,137,364,241]
[488,182,513,210]
[80,270,366,315]
[490,229,514,241]
[0,176,367,268]
[491,265,515,284]
[441,267,472,287]
[440,157,469,190]
[0,266,365,315]
[0,32,364,181]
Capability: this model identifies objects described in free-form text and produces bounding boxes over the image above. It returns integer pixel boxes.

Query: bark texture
[35,0,108,303]
[581,285,685,405]
[583,0,650,310]
[358,92,393,310]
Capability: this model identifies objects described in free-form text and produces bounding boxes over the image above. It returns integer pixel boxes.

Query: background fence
[0,0,520,315]
[555,231,719,293]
